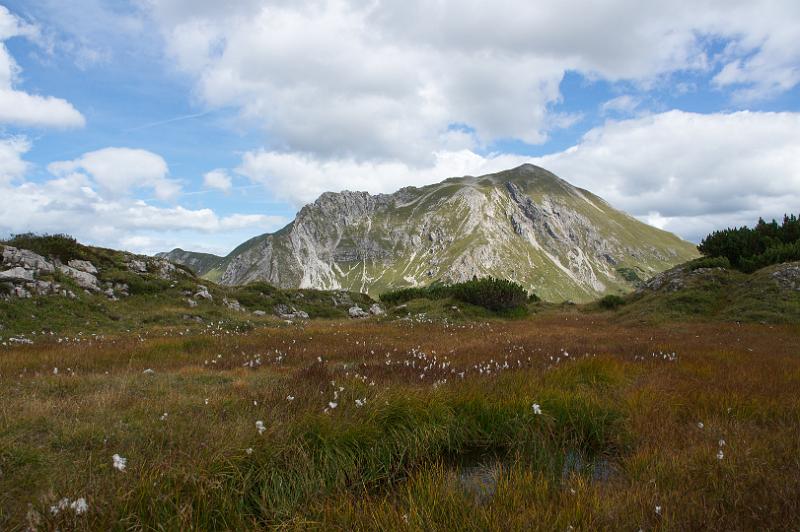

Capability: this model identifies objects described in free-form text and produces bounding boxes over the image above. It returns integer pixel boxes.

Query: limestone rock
[195,285,213,300]
[1,246,54,273]
[0,266,34,283]
[223,297,244,312]
[348,305,369,318]
[68,259,98,274]
[58,265,101,291]
[369,303,385,316]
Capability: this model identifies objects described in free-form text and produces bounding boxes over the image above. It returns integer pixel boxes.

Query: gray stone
[127,259,147,273]
[58,265,101,291]
[348,305,369,318]
[68,259,98,274]
[195,285,213,300]
[223,297,244,312]
[0,266,34,283]
[1,246,54,273]
[369,303,385,316]
[253,310,266,316]
[186,298,198,308]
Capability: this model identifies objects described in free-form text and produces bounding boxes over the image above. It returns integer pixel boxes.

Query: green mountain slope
[161,164,699,302]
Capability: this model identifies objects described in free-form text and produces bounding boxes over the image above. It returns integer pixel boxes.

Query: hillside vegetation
[698,214,800,272]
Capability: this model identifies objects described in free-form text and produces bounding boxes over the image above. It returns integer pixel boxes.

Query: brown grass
[1,313,798,530]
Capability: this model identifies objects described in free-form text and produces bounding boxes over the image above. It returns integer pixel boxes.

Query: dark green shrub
[598,294,625,310]
[698,214,800,272]
[687,256,731,271]
[381,277,529,311]
[2,233,84,262]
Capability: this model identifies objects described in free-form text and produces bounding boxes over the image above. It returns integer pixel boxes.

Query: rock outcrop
[161,164,699,302]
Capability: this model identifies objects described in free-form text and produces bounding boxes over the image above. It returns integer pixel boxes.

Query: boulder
[68,259,98,274]
[58,265,101,291]
[127,259,147,273]
[1,246,54,273]
[273,304,309,319]
[195,285,213,300]
[253,310,266,317]
[348,305,369,318]
[0,266,34,283]
[369,303,385,316]
[223,297,244,312]
[186,298,198,308]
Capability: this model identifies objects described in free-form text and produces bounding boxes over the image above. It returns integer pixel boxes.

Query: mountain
[160,164,699,302]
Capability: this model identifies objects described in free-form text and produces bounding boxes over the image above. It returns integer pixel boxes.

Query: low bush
[2,233,84,262]
[598,294,625,310]
[687,256,731,271]
[381,277,531,311]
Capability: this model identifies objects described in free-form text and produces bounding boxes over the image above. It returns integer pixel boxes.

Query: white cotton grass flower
[246,447,254,455]
[328,401,338,409]
[70,497,88,515]
[697,422,704,429]
[355,398,366,407]
[50,497,70,515]
[719,439,726,447]
[532,403,542,415]
[112,454,127,472]
[160,412,168,421]
[655,505,662,515]
[255,420,266,435]
[286,395,295,401]
[204,398,209,405]
[717,449,724,460]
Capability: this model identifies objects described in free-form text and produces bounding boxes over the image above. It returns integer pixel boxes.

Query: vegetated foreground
[1,314,799,530]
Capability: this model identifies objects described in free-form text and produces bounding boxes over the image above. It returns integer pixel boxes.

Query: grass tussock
[1,314,798,529]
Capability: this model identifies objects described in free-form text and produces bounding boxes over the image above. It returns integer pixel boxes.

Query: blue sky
[0,1,798,255]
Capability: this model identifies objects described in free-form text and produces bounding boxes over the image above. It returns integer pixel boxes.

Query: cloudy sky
[0,0,798,255]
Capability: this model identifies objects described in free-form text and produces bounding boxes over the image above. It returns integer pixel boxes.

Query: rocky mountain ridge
[160,164,700,302]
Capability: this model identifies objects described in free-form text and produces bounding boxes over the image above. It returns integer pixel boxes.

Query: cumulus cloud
[0,6,85,128]
[235,110,800,244]
[535,110,800,241]
[0,140,286,254]
[48,147,179,200]
[143,0,800,163]
[203,169,232,192]
[236,148,530,206]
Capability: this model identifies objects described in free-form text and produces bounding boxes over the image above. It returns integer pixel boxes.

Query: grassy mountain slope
[163,164,698,302]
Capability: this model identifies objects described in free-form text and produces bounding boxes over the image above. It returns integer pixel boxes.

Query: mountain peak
[161,165,698,301]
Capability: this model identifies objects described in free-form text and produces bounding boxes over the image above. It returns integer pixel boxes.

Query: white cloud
[236,148,530,206]
[0,7,85,128]
[144,0,800,162]
[601,95,642,116]
[0,140,286,254]
[236,110,800,244]
[48,147,179,200]
[535,110,800,241]
[203,169,232,192]
[0,136,30,184]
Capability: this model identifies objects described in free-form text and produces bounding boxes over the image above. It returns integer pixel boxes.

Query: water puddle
[451,449,615,505]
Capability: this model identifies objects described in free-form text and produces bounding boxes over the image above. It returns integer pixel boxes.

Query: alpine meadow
[1,1,799,531]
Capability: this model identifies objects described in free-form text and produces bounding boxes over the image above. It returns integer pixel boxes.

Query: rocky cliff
[161,164,699,302]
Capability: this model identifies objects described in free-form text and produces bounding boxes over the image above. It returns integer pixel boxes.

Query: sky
[0,0,798,256]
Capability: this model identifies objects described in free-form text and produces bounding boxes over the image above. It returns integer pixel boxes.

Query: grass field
[1,312,799,530]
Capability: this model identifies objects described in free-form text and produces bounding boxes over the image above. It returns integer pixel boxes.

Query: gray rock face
[0,267,34,283]
[348,305,369,318]
[369,303,385,316]
[1,246,54,273]
[195,285,213,300]
[223,297,244,312]
[68,259,98,274]
[165,164,698,303]
[273,304,309,319]
[253,310,266,316]
[127,259,147,273]
[771,262,800,291]
[59,265,101,291]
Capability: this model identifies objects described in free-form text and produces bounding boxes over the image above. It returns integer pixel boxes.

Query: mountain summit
[160,164,698,301]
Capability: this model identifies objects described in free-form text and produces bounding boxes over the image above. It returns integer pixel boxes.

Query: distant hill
[161,164,698,302]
